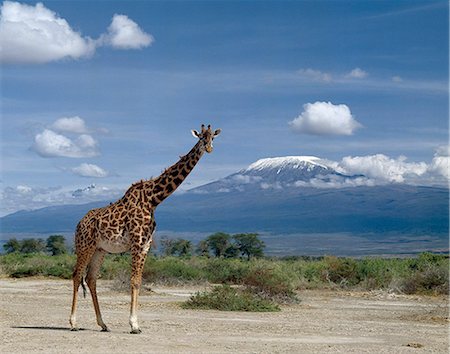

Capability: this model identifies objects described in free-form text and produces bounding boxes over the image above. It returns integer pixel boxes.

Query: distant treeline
[3,235,68,256]
[3,232,266,260]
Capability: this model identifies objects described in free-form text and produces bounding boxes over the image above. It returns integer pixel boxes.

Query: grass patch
[182,285,280,312]
[0,252,447,296]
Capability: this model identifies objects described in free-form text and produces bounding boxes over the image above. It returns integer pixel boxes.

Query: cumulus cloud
[294,175,376,189]
[232,174,262,184]
[0,1,96,64]
[16,185,33,193]
[32,129,99,158]
[0,1,153,64]
[51,116,89,134]
[71,163,108,178]
[346,68,368,79]
[289,101,362,136]
[291,150,449,188]
[101,14,154,50]
[0,184,123,215]
[32,117,105,158]
[297,68,332,83]
[428,145,450,180]
[334,154,428,183]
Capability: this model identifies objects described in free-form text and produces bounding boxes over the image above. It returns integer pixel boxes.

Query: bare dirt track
[0,278,448,353]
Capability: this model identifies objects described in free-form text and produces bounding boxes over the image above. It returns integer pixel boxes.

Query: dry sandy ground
[0,278,448,353]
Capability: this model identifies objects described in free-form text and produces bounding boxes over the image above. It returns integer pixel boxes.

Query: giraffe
[69,124,221,334]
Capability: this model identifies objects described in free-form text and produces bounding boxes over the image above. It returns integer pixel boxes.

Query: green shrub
[204,258,250,283]
[355,258,395,290]
[296,260,328,287]
[0,251,447,296]
[322,256,359,286]
[182,285,280,312]
[101,254,131,279]
[142,256,205,284]
[243,264,298,303]
[393,263,449,295]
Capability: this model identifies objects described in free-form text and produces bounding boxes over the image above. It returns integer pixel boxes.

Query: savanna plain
[0,250,448,353]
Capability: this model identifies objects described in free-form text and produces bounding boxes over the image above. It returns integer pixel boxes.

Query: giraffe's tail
[81,277,87,298]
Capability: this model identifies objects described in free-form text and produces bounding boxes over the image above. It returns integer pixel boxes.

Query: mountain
[192,156,358,193]
[1,156,448,235]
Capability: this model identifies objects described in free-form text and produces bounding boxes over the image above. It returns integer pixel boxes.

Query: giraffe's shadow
[12,326,88,331]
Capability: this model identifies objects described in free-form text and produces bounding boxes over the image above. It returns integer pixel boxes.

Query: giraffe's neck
[147,140,204,207]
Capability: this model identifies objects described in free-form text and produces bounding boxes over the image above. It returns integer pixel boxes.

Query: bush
[101,254,131,279]
[204,258,250,283]
[0,251,447,296]
[322,256,359,286]
[182,285,280,312]
[392,263,449,295]
[243,264,298,303]
[142,256,205,284]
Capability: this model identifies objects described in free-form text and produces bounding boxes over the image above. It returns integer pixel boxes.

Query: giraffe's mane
[124,179,151,195]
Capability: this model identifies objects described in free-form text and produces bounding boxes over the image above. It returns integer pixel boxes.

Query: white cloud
[428,145,450,180]
[51,116,89,134]
[32,129,99,158]
[0,184,124,215]
[334,154,428,183]
[76,134,97,149]
[346,68,368,79]
[392,76,403,83]
[16,185,32,193]
[297,68,332,83]
[260,182,282,190]
[101,14,154,50]
[71,163,108,178]
[232,174,262,184]
[290,150,448,188]
[0,2,153,64]
[289,101,362,136]
[294,175,376,189]
[0,1,96,64]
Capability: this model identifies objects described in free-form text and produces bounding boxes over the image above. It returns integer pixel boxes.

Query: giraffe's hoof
[101,327,110,332]
[130,328,142,334]
[70,327,80,332]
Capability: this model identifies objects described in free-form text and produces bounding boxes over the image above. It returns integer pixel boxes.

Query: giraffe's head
[191,124,221,153]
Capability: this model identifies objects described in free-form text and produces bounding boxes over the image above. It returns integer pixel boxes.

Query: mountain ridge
[1,156,448,235]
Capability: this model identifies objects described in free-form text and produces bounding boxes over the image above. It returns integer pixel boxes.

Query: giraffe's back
[74,207,106,254]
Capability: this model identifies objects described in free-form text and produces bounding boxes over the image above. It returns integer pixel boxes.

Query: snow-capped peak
[244,156,328,172]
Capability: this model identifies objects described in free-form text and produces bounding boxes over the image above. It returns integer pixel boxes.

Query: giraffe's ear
[191,130,200,138]
[214,129,221,137]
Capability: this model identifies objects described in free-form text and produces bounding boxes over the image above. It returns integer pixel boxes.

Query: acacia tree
[233,233,265,260]
[173,239,193,257]
[196,239,210,257]
[20,238,46,254]
[161,237,193,257]
[46,235,68,256]
[205,232,232,258]
[3,238,20,253]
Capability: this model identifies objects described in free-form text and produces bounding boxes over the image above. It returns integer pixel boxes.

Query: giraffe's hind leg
[85,248,109,332]
[70,247,96,331]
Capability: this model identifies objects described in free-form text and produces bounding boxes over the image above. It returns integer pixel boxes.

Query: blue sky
[0,0,448,215]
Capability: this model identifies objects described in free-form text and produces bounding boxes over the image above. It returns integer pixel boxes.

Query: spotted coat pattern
[69,125,220,334]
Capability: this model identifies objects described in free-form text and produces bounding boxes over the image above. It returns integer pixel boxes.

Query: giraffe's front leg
[129,248,148,334]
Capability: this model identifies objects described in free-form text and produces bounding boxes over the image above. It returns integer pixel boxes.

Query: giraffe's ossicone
[69,125,221,334]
